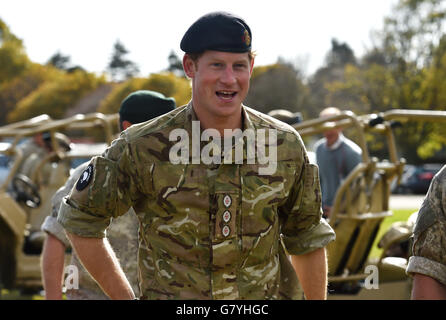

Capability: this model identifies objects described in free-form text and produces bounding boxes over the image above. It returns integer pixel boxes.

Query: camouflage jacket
[42,162,140,299]
[406,165,446,285]
[58,103,335,300]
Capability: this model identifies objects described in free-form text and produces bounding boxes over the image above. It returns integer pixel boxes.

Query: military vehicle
[1,109,444,299]
[0,113,118,293]
[292,109,446,299]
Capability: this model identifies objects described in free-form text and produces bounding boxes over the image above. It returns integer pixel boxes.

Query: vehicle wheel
[11,174,41,208]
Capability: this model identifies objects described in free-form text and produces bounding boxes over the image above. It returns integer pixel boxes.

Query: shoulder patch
[76,164,94,191]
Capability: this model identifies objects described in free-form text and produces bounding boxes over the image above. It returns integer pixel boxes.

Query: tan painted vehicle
[293,109,446,299]
[1,109,443,298]
[0,113,118,293]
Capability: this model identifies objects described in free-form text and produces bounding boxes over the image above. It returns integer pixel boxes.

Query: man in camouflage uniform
[58,11,335,300]
[13,132,71,179]
[41,90,176,299]
[406,164,446,299]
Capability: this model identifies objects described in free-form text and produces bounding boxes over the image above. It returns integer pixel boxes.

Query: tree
[107,40,140,82]
[376,0,446,68]
[97,72,191,114]
[325,39,356,68]
[7,70,105,122]
[46,51,71,70]
[245,60,311,118]
[0,18,31,84]
[167,50,185,77]
[0,63,60,125]
[307,39,357,117]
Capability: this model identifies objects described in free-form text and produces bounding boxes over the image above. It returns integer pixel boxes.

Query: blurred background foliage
[1,0,446,163]
[97,73,191,114]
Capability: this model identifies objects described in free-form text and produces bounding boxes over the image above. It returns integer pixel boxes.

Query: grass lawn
[368,208,417,259]
[0,289,44,300]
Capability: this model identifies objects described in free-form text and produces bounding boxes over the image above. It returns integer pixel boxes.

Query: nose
[220,66,237,85]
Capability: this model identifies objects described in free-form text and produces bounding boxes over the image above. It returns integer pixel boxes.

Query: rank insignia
[222,225,231,237]
[223,195,232,208]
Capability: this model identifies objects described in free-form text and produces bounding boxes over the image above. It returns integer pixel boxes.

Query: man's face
[184,50,254,122]
[323,128,341,147]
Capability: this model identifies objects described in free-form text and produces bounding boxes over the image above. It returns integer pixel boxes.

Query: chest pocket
[139,162,211,266]
[240,161,297,266]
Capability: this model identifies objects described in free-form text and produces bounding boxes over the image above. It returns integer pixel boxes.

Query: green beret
[119,90,176,124]
[180,11,252,54]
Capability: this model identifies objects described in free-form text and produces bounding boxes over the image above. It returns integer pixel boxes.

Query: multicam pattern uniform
[42,162,140,299]
[58,103,335,300]
[406,165,446,285]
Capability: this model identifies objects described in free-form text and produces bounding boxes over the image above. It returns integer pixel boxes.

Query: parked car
[0,142,11,185]
[394,163,443,194]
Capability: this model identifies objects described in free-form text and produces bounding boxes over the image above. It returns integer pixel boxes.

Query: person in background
[314,107,362,218]
[41,90,176,299]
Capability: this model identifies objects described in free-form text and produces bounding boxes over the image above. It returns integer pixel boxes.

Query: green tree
[7,69,105,122]
[167,50,185,77]
[97,72,191,114]
[376,0,446,68]
[245,60,311,118]
[0,18,31,84]
[0,63,60,125]
[325,38,357,68]
[107,40,140,82]
[46,51,71,70]
[307,39,357,117]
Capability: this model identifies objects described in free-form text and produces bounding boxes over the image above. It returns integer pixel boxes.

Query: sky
[0,0,399,77]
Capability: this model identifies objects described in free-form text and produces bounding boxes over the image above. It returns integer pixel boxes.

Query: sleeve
[345,142,362,175]
[280,145,336,256]
[57,137,143,238]
[41,162,89,247]
[406,168,446,285]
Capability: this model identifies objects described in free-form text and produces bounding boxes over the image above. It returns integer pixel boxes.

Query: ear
[182,54,196,78]
[122,120,132,130]
[249,56,255,76]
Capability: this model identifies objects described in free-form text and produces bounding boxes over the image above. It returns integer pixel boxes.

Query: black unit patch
[76,164,94,191]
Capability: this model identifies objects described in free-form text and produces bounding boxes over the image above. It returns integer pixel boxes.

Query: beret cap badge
[242,29,251,47]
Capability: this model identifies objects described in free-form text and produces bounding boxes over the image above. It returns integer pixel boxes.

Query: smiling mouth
[216,91,237,100]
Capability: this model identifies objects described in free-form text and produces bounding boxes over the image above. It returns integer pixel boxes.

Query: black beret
[119,90,176,124]
[180,11,252,54]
